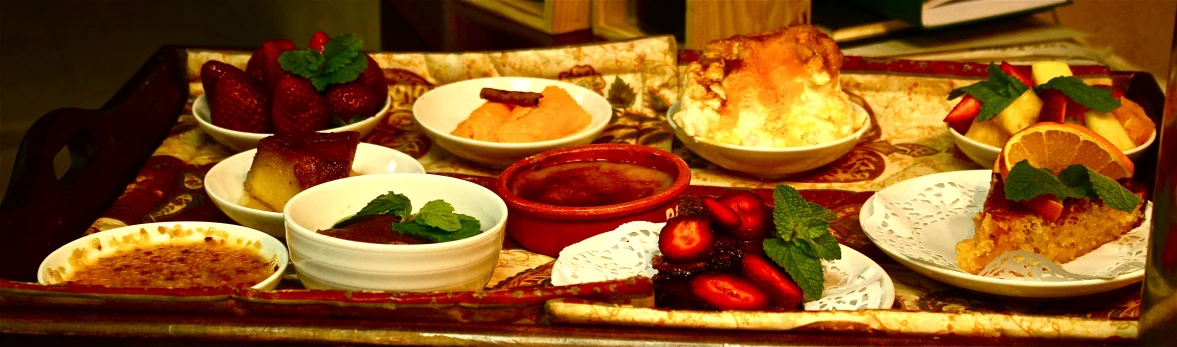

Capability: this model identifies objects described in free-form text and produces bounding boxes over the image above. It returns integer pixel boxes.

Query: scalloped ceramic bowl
[284,174,508,292]
[204,143,425,239]
[412,77,612,169]
[668,103,870,179]
[38,222,288,290]
[193,94,391,152]
[949,125,1156,169]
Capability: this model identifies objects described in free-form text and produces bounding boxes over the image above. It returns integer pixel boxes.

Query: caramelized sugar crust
[244,131,360,211]
[955,175,1147,274]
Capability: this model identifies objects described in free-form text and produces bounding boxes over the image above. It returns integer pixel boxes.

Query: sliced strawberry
[272,77,332,133]
[1000,61,1035,87]
[658,216,715,263]
[325,79,384,123]
[716,191,769,240]
[1038,89,1067,123]
[245,39,297,93]
[309,31,330,53]
[209,74,271,133]
[200,61,249,99]
[741,253,803,310]
[701,197,741,230]
[1022,195,1064,222]
[689,273,770,311]
[944,95,981,134]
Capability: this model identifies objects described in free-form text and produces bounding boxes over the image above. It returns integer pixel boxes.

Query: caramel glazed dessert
[675,24,865,148]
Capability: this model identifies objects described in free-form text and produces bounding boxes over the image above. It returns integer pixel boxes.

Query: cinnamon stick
[480,87,543,107]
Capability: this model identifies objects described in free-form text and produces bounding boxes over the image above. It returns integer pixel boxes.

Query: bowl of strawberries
[193,31,391,152]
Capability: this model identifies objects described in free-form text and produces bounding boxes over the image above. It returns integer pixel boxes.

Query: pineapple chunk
[1032,61,1073,85]
[1086,111,1137,150]
[965,116,1011,147]
[990,90,1042,135]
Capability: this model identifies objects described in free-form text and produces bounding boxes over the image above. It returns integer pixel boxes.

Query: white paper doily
[858,170,1151,298]
[552,221,894,311]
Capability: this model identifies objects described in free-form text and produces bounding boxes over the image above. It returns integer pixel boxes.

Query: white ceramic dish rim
[193,94,392,139]
[948,124,1156,158]
[858,170,1145,293]
[411,77,612,150]
[204,142,426,220]
[36,221,289,290]
[284,173,509,253]
[667,102,871,153]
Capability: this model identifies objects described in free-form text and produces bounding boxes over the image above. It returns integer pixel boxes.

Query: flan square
[243,131,360,212]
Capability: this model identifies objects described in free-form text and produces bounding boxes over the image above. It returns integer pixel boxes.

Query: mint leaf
[1003,160,1085,202]
[764,238,825,301]
[322,33,363,74]
[947,63,1030,122]
[392,214,481,243]
[413,200,462,232]
[772,185,836,241]
[328,114,370,128]
[1035,76,1120,112]
[799,233,842,261]
[1085,168,1140,212]
[333,191,411,228]
[1057,164,1095,197]
[278,49,325,78]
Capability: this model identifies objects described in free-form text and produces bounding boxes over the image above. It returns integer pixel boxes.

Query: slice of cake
[243,131,360,212]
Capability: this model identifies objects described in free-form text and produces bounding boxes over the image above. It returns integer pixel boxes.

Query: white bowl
[667,103,871,179]
[949,125,1157,169]
[193,94,391,152]
[204,143,425,239]
[38,222,288,290]
[412,77,612,169]
[284,174,509,292]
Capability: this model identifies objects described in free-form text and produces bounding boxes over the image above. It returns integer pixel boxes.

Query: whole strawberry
[326,79,382,122]
[200,61,249,98]
[358,54,387,98]
[246,39,297,93]
[210,74,272,133]
[309,31,330,53]
[272,77,331,133]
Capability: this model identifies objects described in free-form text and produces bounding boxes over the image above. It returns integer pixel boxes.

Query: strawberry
[246,39,297,93]
[689,273,770,311]
[1038,89,1067,123]
[741,253,803,309]
[1022,195,1064,222]
[701,197,741,230]
[200,61,249,98]
[359,54,388,99]
[309,31,330,53]
[272,77,332,133]
[716,191,769,240]
[658,215,715,263]
[1000,61,1035,87]
[209,74,271,133]
[325,79,383,122]
[944,95,981,134]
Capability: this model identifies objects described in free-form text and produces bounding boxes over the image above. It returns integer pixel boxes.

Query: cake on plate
[243,131,360,212]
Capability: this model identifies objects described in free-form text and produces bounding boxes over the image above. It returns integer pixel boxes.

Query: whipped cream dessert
[675,25,864,148]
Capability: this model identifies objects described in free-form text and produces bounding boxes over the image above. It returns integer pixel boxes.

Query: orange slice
[997,122,1134,180]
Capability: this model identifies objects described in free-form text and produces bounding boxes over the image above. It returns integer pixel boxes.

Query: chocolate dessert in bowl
[494,144,692,257]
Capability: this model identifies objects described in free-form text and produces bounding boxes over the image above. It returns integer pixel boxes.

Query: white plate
[552,221,895,311]
[859,170,1146,298]
[205,143,425,238]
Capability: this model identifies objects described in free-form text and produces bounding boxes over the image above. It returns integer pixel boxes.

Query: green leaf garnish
[415,200,462,232]
[328,114,370,128]
[763,185,841,302]
[1034,76,1120,112]
[947,63,1031,122]
[392,214,481,243]
[1003,160,1140,212]
[333,191,411,228]
[278,32,369,92]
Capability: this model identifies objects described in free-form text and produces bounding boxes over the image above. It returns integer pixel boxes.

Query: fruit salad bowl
[949,126,1156,169]
[193,94,391,152]
[412,77,612,169]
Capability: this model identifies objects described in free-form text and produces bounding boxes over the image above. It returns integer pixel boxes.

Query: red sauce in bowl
[509,161,674,207]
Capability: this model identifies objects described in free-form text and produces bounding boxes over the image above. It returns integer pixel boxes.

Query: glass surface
[1139,15,1177,346]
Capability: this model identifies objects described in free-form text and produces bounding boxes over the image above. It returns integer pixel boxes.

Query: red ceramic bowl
[495,144,692,257]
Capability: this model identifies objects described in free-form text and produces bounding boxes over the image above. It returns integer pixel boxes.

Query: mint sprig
[1034,76,1121,112]
[331,190,483,243]
[762,185,841,301]
[278,33,368,92]
[1004,160,1140,212]
[947,63,1030,122]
